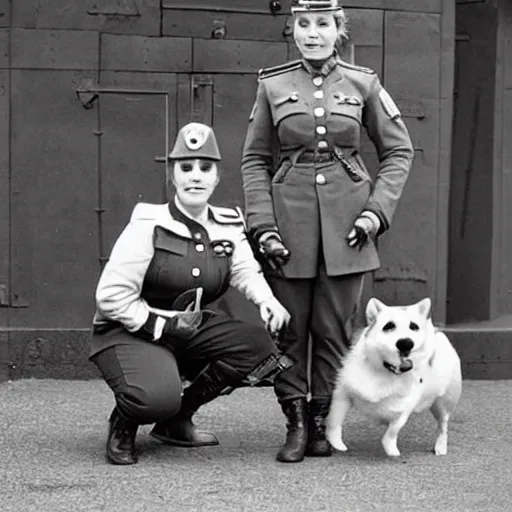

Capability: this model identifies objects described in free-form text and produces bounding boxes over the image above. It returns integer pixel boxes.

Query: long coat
[241,56,414,278]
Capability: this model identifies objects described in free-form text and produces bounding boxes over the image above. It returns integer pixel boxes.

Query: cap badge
[183,125,209,151]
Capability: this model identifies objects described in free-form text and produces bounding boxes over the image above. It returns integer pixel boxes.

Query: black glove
[347,214,379,251]
[137,289,204,342]
[259,234,291,271]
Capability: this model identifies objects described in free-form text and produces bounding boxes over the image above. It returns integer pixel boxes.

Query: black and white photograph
[0,1,511,511]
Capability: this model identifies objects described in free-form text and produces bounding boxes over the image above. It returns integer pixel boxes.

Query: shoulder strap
[258,60,302,80]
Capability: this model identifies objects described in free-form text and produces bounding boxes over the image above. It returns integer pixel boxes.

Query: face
[293,12,338,61]
[171,158,219,210]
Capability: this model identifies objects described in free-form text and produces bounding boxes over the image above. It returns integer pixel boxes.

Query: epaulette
[130,202,165,221]
[209,205,244,225]
[258,60,302,80]
[336,58,375,75]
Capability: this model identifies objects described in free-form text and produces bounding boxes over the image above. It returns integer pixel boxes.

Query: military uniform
[91,199,283,423]
[92,122,292,465]
[241,54,414,405]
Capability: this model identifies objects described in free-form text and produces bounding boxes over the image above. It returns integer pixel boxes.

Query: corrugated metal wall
[0,0,454,378]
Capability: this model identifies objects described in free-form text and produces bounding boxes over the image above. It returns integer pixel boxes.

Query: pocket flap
[153,226,189,256]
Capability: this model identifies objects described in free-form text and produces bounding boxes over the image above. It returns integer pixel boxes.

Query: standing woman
[240,0,414,463]
[91,122,290,465]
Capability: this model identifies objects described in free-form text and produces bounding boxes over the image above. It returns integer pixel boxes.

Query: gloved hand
[259,233,291,271]
[137,288,204,342]
[347,212,380,251]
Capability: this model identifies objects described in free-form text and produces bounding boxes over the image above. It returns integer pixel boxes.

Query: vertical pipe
[94,98,105,268]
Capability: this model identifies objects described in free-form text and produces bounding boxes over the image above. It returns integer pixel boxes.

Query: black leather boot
[150,362,235,447]
[276,398,308,463]
[106,408,138,465]
[305,398,332,457]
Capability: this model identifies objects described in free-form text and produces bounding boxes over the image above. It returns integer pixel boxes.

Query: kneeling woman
[90,123,290,465]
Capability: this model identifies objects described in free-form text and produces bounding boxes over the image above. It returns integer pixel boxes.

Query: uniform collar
[169,196,210,241]
[302,53,338,78]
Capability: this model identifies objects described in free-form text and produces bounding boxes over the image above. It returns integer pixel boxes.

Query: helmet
[168,122,221,161]
[291,0,341,12]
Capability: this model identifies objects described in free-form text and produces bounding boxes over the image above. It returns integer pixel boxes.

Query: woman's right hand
[259,233,291,270]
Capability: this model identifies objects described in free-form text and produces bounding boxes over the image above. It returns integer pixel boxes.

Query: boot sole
[149,431,219,447]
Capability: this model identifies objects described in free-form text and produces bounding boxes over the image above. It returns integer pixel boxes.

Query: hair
[333,8,350,51]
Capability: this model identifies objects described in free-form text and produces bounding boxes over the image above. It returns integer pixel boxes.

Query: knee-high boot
[150,361,237,447]
[305,397,332,457]
[276,398,308,463]
[106,407,139,465]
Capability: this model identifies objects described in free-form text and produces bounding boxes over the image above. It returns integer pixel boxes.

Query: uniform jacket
[241,55,414,278]
[91,199,274,356]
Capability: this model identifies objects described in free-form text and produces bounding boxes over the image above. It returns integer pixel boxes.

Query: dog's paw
[434,437,448,455]
[382,440,400,457]
[326,428,348,452]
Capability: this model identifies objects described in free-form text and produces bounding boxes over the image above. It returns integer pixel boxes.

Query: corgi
[326,298,462,457]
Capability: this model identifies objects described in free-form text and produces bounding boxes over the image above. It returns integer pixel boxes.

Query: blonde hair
[333,8,350,52]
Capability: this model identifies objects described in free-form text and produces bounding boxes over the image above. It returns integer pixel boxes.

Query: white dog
[326,297,462,457]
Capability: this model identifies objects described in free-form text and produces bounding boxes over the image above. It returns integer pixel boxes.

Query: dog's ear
[366,298,386,324]
[416,298,432,318]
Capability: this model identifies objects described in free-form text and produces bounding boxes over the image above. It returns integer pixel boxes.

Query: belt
[296,150,336,163]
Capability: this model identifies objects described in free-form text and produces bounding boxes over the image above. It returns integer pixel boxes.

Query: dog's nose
[396,338,414,354]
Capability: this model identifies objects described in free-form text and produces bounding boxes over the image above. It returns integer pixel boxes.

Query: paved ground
[0,379,511,512]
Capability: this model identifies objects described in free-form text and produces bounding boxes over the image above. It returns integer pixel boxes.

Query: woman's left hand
[259,297,291,336]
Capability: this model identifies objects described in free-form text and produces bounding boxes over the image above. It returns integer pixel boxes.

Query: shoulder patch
[209,205,244,225]
[258,60,302,80]
[337,59,375,75]
[379,88,401,120]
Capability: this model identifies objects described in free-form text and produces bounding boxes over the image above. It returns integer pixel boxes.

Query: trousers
[268,263,365,403]
[91,311,275,424]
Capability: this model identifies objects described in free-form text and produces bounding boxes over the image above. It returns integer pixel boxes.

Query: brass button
[314,107,325,117]
[316,126,327,136]
[195,244,204,252]
[290,92,299,101]
[316,174,326,185]
[314,90,324,99]
[193,232,202,241]
[313,76,323,87]
[317,140,328,149]
[191,267,201,277]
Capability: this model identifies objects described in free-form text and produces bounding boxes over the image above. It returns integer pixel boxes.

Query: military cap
[168,122,221,161]
[291,0,341,12]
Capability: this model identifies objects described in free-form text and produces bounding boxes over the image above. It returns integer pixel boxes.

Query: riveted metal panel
[162,0,442,13]
[12,0,160,36]
[0,1,8,29]
[0,29,9,69]
[101,34,192,73]
[0,70,8,323]
[209,74,258,207]
[94,72,178,257]
[11,29,99,70]
[346,9,383,47]
[163,10,290,41]
[384,12,441,100]
[10,70,98,328]
[372,98,440,306]
[194,39,288,73]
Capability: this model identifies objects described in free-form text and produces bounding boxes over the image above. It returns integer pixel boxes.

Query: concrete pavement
[0,379,511,512]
